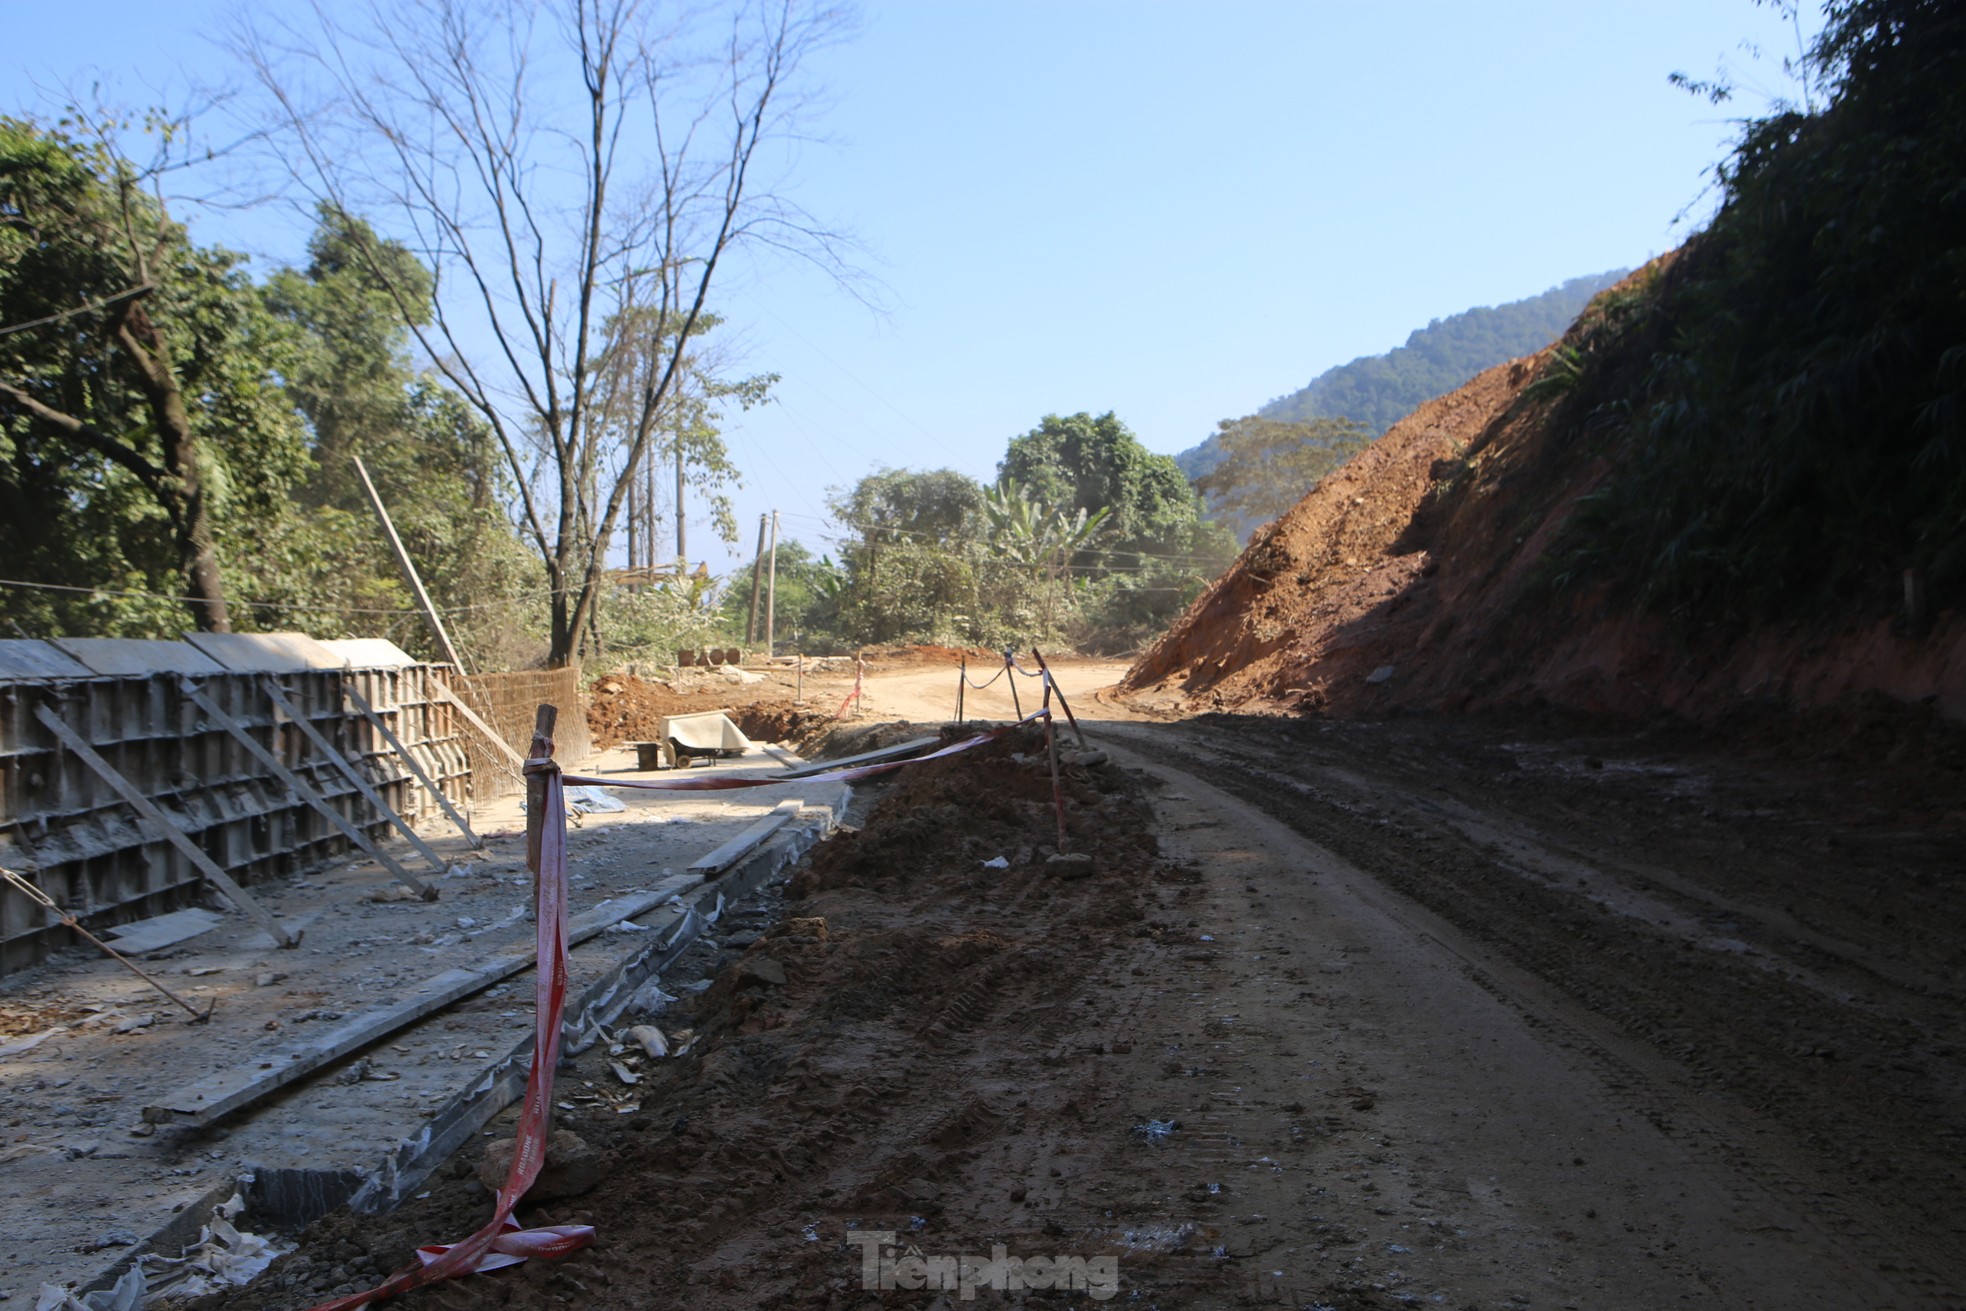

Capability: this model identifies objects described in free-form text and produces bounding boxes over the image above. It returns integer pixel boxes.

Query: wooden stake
[260,680,449,875]
[1043,694,1067,851]
[766,510,780,654]
[746,513,767,645]
[181,680,432,898]
[1031,647,1087,749]
[957,655,966,724]
[345,686,481,848]
[1005,648,1023,720]
[524,705,559,882]
[354,455,467,673]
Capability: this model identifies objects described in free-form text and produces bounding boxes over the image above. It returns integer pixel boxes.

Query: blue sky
[8,1,1821,572]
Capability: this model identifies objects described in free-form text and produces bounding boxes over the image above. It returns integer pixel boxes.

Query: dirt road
[228,659,1963,1309]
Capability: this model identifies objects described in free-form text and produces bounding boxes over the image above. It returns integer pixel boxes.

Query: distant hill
[1176,270,1626,482]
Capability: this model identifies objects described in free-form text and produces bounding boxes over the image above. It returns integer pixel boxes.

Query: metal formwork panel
[1,657,479,976]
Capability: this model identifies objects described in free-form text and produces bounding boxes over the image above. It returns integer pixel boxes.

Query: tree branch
[0,380,169,493]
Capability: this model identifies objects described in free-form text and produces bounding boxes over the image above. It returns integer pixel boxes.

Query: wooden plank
[762,745,800,770]
[689,799,804,875]
[260,680,449,875]
[182,681,432,899]
[101,907,225,955]
[431,683,528,769]
[775,734,942,779]
[33,703,299,949]
[142,870,704,1127]
[345,686,481,848]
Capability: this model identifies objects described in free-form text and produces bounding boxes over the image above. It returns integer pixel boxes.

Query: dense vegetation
[1177,270,1626,489]
[722,414,1236,654]
[1535,0,1965,621]
[0,120,537,661]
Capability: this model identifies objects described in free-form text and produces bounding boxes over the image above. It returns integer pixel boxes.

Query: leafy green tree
[827,468,987,644]
[254,207,536,662]
[1545,0,1966,616]
[999,412,1219,567]
[715,540,848,648]
[998,412,1235,644]
[1195,414,1373,536]
[0,112,308,635]
[982,477,1112,635]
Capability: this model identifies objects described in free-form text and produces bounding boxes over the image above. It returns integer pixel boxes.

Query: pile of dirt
[1121,355,1535,713]
[219,725,1217,1311]
[588,673,839,750]
[727,702,832,748]
[585,674,719,749]
[1124,271,1966,734]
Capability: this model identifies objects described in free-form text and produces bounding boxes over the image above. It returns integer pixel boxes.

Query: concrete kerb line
[80,711,1056,1295]
[75,795,846,1299]
[339,797,842,1216]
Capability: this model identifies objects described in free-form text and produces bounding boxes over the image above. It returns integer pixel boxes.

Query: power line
[0,575,563,618]
[767,509,1235,568]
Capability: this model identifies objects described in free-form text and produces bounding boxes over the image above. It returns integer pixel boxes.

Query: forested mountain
[1176,270,1625,481]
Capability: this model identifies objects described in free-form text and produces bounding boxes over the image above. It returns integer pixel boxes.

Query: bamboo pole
[354,455,466,673]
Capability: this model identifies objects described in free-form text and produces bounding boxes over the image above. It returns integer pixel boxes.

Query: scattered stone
[724,929,762,948]
[1365,665,1396,685]
[477,1129,604,1200]
[624,1025,669,1059]
[625,979,679,1017]
[1046,852,1095,879]
[735,956,787,989]
[255,971,288,988]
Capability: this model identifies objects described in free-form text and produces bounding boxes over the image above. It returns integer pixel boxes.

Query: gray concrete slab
[0,639,93,680]
[182,632,347,673]
[2,744,849,1302]
[50,638,226,677]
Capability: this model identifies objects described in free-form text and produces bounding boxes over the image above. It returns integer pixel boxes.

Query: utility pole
[765,510,780,653]
[626,474,638,587]
[674,438,687,568]
[644,445,658,571]
[746,513,768,644]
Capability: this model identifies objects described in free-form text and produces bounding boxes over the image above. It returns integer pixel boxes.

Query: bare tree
[236,0,852,665]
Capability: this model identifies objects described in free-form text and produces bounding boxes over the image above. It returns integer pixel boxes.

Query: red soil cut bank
[1124,303,1966,729]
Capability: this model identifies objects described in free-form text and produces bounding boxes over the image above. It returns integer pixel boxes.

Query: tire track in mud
[1102,721,1963,1309]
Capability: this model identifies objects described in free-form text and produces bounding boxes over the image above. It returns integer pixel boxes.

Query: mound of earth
[221,723,1212,1311]
[1121,355,1534,713]
[1124,270,1966,731]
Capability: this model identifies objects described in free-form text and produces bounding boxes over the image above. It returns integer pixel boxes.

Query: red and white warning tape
[564,710,1052,792]
[303,713,1055,1307]
[304,762,592,1311]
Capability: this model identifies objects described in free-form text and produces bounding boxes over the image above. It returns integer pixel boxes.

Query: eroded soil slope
[1122,275,1966,726]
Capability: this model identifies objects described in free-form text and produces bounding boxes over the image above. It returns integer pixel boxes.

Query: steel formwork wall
[0,665,471,977]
